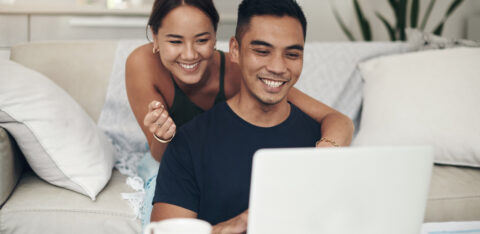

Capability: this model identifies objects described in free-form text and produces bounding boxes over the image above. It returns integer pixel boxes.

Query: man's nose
[266,53,287,75]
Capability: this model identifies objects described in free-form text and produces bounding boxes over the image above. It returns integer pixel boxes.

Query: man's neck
[226,92,291,128]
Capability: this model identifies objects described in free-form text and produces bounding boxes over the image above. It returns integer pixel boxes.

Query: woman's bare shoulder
[127,43,157,71]
[125,43,173,105]
[126,43,170,82]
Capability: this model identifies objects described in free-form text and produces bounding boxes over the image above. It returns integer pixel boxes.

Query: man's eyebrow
[250,40,304,51]
[286,45,304,51]
[250,40,272,47]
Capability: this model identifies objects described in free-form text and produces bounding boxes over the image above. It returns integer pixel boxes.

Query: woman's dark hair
[235,0,307,42]
[148,0,219,35]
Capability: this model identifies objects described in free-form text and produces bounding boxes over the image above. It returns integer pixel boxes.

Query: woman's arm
[125,43,175,161]
[287,87,354,147]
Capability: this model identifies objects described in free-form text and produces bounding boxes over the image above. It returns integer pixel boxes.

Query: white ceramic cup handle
[143,223,156,234]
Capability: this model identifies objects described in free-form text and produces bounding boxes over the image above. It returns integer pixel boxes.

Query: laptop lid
[247,146,433,234]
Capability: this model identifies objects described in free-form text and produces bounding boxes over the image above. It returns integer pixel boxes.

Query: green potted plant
[333,0,465,41]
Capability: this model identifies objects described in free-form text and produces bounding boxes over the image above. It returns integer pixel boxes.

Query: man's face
[230,15,304,106]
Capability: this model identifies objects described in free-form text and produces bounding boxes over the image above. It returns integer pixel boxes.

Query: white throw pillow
[354,48,480,167]
[0,59,114,200]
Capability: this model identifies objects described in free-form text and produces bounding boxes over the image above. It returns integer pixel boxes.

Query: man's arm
[287,87,354,147]
[151,203,197,221]
[150,130,201,222]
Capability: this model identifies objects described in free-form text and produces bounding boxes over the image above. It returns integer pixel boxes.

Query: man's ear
[229,36,240,64]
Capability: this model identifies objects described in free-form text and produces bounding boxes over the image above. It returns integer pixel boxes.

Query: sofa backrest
[10,41,118,122]
[0,128,25,207]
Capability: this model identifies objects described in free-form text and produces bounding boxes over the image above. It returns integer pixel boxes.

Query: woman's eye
[168,40,182,44]
[196,39,209,43]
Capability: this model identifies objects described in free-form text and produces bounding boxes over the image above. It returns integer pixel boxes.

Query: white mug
[144,218,212,234]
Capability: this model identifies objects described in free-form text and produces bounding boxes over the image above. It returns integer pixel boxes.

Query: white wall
[213,0,241,40]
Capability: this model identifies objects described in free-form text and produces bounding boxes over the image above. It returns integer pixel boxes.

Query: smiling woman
[124,0,354,230]
[154,6,216,85]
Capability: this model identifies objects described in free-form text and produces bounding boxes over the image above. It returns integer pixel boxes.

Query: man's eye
[254,49,269,55]
[286,53,300,59]
[168,40,182,44]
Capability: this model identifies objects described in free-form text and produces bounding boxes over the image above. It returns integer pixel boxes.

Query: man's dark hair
[235,0,307,43]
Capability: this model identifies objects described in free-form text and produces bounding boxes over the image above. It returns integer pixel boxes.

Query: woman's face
[154,5,216,85]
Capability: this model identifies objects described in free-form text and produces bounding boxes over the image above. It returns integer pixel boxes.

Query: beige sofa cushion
[426,165,480,222]
[0,128,25,207]
[0,170,140,234]
[10,41,118,122]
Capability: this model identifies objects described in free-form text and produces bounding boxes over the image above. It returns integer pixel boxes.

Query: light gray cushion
[0,59,115,200]
[426,165,480,222]
[0,127,25,207]
[10,41,118,122]
[0,170,140,234]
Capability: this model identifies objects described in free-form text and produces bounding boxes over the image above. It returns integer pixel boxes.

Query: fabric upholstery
[0,170,140,234]
[9,41,118,122]
[426,165,480,221]
[0,128,24,207]
[0,59,114,200]
[355,48,480,167]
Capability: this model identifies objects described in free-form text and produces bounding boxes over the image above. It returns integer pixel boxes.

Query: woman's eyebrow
[166,34,183,38]
[195,32,211,37]
[165,32,211,39]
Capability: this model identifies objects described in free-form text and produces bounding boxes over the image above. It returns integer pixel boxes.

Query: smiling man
[150,0,322,233]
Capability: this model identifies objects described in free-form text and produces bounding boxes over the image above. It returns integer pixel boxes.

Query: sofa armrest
[0,127,25,207]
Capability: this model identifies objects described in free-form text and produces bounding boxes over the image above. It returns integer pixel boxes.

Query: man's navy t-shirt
[153,102,320,225]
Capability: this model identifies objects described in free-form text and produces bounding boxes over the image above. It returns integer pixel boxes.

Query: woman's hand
[144,101,176,143]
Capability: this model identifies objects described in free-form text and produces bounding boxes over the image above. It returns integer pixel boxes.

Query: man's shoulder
[289,103,320,127]
[178,102,229,135]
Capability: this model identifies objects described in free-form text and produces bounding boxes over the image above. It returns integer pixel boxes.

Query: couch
[1,41,141,234]
[1,40,480,234]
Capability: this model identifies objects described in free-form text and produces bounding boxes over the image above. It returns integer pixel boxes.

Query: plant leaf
[432,23,444,36]
[376,12,396,41]
[332,6,356,41]
[445,0,464,17]
[353,0,372,41]
[387,0,397,10]
[420,0,436,30]
[410,0,420,28]
[432,0,464,35]
[387,0,398,17]
[397,0,408,40]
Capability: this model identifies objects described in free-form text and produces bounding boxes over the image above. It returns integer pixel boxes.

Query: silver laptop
[247,146,434,234]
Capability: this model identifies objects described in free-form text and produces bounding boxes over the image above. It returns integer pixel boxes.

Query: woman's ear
[150,27,158,53]
[229,36,240,64]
